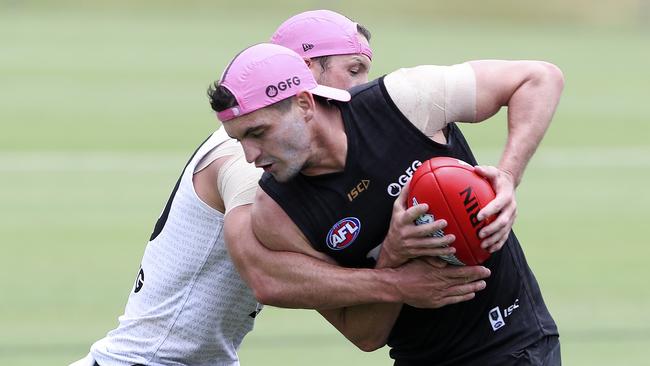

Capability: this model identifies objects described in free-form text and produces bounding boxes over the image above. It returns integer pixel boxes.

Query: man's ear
[294,91,315,122]
[305,58,322,74]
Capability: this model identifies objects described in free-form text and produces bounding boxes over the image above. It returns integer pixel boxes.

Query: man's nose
[240,140,261,164]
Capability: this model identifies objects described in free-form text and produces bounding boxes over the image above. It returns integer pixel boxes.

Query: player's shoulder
[345,78,382,100]
[384,63,473,93]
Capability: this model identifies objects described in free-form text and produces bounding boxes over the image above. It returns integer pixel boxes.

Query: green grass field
[1,1,649,365]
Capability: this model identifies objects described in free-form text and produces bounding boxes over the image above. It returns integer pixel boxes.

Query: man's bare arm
[383,61,564,253]
[225,204,403,308]
[249,189,489,351]
[469,60,564,249]
[470,60,564,185]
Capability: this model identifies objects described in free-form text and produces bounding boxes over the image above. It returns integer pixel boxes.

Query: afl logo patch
[326,217,361,250]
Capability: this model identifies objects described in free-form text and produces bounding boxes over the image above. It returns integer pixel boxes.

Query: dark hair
[310,23,372,70]
[356,23,372,43]
[207,82,293,114]
[313,94,335,109]
[207,82,237,113]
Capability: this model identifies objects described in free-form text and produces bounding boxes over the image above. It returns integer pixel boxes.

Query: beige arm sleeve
[383,63,477,137]
[218,153,263,215]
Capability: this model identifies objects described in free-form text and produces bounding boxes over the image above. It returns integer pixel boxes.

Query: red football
[407,157,496,265]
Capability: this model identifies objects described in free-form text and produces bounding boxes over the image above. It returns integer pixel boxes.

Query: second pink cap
[271,10,373,60]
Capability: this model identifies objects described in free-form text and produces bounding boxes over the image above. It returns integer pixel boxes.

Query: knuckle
[497,215,508,225]
[496,216,507,226]
[433,219,446,229]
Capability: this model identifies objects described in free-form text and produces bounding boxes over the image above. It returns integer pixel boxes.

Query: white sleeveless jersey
[91,127,263,366]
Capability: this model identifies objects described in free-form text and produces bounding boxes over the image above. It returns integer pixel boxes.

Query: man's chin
[271,172,291,183]
[271,167,301,183]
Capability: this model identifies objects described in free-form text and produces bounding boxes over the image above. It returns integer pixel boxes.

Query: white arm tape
[383,63,477,136]
[217,152,263,215]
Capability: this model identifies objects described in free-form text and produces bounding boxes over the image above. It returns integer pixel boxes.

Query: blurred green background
[1,0,649,365]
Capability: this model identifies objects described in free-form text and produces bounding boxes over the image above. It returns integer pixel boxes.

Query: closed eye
[246,128,265,139]
[349,60,369,77]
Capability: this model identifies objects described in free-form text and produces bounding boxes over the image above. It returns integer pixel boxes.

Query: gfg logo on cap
[326,217,361,250]
[265,76,302,97]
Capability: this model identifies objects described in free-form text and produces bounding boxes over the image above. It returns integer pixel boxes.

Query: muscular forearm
[319,303,401,352]
[225,205,403,308]
[315,247,412,351]
[499,62,564,185]
[470,60,564,186]
[241,248,403,308]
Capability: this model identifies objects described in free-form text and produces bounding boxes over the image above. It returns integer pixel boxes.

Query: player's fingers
[479,205,515,240]
[481,230,505,249]
[404,203,430,223]
[407,245,456,258]
[446,280,487,299]
[411,233,455,248]
[435,292,476,308]
[445,265,491,281]
[478,218,506,240]
[392,182,411,212]
[399,234,454,253]
[412,218,449,237]
[480,217,512,247]
[477,195,507,221]
[473,165,498,180]
[486,233,509,253]
[396,178,412,207]
[437,279,488,307]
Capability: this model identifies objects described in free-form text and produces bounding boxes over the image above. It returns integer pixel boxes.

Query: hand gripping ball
[407,157,496,265]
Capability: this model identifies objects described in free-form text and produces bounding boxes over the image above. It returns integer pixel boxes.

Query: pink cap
[217,43,351,122]
[271,10,372,60]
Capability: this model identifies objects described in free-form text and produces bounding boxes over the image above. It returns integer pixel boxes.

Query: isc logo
[347,180,370,201]
[326,217,361,250]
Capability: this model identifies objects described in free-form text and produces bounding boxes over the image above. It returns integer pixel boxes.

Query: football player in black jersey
[212,40,563,365]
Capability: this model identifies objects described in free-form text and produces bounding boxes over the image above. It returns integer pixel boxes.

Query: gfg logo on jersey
[265,76,302,97]
[326,217,361,250]
[387,160,422,196]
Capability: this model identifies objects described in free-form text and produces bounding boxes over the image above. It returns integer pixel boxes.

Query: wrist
[376,241,402,269]
[497,165,519,187]
[373,267,404,303]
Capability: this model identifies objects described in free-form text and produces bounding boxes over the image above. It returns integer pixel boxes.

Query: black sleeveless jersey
[259,77,558,365]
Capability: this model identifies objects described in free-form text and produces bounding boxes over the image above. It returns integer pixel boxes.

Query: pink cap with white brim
[217,43,351,122]
[271,10,372,60]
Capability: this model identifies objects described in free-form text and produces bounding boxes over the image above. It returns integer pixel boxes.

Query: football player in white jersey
[71,11,492,366]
